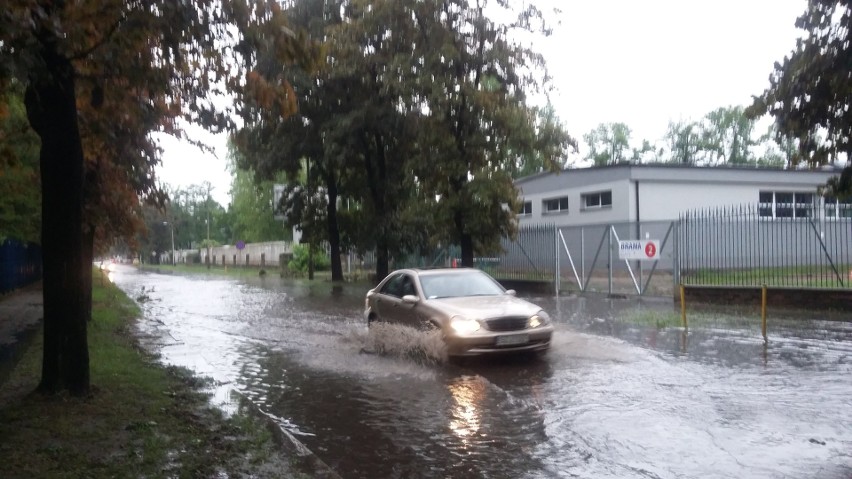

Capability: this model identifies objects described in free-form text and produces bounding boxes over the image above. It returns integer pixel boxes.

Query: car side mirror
[402,294,419,304]
[505,289,516,296]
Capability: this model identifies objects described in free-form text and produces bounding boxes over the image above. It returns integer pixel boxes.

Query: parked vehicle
[364,268,553,357]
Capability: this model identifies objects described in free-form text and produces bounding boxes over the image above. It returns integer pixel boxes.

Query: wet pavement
[110,265,852,479]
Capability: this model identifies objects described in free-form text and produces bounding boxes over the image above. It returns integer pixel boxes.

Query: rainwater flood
[111,265,852,479]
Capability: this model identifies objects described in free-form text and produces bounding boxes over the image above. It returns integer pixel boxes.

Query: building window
[582,191,612,210]
[518,201,532,216]
[543,196,569,214]
[759,191,814,219]
[825,196,852,219]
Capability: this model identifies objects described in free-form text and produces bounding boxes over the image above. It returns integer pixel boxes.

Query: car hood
[426,295,541,319]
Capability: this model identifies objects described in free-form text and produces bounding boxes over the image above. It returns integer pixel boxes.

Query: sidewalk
[0,282,43,385]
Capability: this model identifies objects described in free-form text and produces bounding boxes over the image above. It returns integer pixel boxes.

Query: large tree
[326,0,424,279]
[411,0,572,267]
[238,0,572,278]
[0,0,312,396]
[749,0,851,194]
[234,0,348,280]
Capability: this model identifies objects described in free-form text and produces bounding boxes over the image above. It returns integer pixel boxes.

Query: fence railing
[198,204,851,297]
[677,205,852,289]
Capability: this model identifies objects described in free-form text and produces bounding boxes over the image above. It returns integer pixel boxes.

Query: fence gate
[554,221,676,297]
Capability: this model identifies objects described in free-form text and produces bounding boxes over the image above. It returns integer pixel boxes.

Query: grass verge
[0,275,304,478]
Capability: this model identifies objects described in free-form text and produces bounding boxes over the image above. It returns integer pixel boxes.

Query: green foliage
[235,0,573,277]
[0,82,41,243]
[700,106,757,165]
[288,243,330,273]
[664,120,701,164]
[584,123,632,166]
[749,0,851,193]
[227,144,290,243]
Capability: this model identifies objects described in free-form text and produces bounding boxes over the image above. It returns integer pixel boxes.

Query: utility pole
[163,221,175,266]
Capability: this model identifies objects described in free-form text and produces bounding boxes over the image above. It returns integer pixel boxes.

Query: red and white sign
[618,240,660,260]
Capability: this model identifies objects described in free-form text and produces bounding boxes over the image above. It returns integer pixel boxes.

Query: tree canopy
[234,0,573,279]
[749,0,851,194]
[0,0,316,396]
[583,123,632,166]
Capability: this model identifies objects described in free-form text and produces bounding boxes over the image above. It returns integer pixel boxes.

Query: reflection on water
[111,266,852,479]
[448,376,485,443]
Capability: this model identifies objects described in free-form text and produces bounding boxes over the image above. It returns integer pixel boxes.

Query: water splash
[353,323,448,365]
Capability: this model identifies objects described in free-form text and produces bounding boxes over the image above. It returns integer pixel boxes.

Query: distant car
[364,268,553,357]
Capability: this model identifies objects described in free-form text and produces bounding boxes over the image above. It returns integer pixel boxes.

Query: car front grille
[484,316,528,332]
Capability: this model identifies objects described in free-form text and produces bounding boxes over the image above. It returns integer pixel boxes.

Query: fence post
[673,218,680,290]
[680,283,687,330]
[608,225,613,296]
[555,226,560,296]
[581,227,586,287]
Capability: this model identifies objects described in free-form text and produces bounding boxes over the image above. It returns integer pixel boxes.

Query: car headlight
[528,311,550,328]
[450,316,481,334]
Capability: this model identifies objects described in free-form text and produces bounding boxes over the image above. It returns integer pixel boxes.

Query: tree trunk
[375,240,389,282]
[25,35,90,396]
[362,133,391,282]
[308,241,315,280]
[451,174,475,267]
[454,209,474,267]
[325,174,344,282]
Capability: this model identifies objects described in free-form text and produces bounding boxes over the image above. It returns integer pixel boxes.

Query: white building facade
[515,164,847,226]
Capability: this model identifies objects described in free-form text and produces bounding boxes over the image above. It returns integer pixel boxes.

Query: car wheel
[367,313,380,328]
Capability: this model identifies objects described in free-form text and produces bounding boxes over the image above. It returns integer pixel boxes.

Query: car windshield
[419,271,505,299]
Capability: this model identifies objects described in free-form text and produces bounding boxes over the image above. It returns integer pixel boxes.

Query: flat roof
[514,163,841,194]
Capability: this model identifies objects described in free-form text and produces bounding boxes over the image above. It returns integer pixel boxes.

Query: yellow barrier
[761,285,767,341]
[680,284,769,341]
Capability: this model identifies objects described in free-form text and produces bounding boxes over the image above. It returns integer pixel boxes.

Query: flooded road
[111,265,852,478]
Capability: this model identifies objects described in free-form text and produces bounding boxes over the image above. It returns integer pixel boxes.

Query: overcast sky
[540,0,806,146]
[156,0,808,206]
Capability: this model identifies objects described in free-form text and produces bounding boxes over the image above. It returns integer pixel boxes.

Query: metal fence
[0,239,42,294]
[556,221,676,296]
[293,203,852,296]
[677,205,852,289]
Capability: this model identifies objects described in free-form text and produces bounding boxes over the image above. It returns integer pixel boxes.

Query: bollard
[761,285,767,341]
[680,283,687,330]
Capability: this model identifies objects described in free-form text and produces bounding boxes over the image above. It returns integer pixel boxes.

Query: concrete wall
[166,241,295,268]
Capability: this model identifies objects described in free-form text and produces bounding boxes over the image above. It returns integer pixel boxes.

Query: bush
[287,244,330,273]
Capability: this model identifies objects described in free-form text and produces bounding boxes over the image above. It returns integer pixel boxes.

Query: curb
[233,390,343,479]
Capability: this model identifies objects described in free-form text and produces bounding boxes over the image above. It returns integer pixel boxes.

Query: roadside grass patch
[0,273,305,478]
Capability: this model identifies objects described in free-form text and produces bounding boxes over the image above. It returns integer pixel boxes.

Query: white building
[515,164,848,225]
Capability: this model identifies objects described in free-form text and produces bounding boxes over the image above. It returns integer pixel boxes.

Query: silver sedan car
[364,268,553,357]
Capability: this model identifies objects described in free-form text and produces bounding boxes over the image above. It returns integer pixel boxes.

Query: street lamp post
[163,221,175,266]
